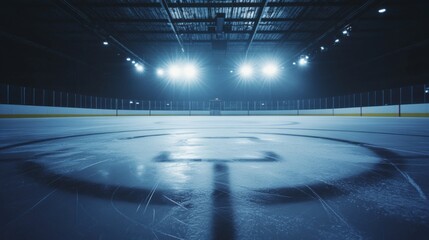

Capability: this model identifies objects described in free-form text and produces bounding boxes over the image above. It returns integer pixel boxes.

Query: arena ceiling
[2,0,426,64]
[1,0,428,99]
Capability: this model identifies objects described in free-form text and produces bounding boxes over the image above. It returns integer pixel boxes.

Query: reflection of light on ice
[28,128,382,191]
[136,164,145,176]
[158,163,192,188]
[172,144,202,159]
[171,136,264,160]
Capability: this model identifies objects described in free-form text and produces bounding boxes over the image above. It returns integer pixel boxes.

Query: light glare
[378,8,386,13]
[298,58,308,66]
[168,65,181,79]
[135,64,144,72]
[239,64,253,78]
[262,63,279,78]
[184,64,198,79]
[156,68,165,77]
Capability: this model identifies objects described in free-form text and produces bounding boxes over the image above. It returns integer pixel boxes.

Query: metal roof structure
[1,0,428,99]
[3,1,426,62]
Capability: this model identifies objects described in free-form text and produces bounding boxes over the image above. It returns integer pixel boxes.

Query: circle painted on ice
[16,128,383,192]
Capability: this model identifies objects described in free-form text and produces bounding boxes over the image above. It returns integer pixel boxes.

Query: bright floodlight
[320,46,325,51]
[378,8,386,13]
[168,65,181,79]
[184,64,198,80]
[126,58,131,61]
[131,60,136,64]
[335,39,340,43]
[103,41,108,45]
[298,58,308,66]
[156,68,165,77]
[262,63,279,78]
[135,63,144,72]
[239,64,253,78]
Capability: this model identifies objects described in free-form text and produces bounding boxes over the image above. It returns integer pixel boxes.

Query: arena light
[342,26,352,37]
[378,8,386,13]
[262,63,279,78]
[126,58,131,61]
[132,60,136,64]
[156,68,165,77]
[239,64,253,78]
[184,64,198,80]
[298,56,308,66]
[168,65,181,79]
[320,46,325,51]
[335,39,340,43]
[103,41,109,46]
[135,63,144,72]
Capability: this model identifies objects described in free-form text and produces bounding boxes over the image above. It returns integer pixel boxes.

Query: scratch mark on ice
[143,181,160,215]
[305,185,350,227]
[110,186,144,226]
[152,230,160,240]
[163,195,188,210]
[3,189,57,228]
[389,162,427,200]
[172,217,188,226]
[154,230,185,240]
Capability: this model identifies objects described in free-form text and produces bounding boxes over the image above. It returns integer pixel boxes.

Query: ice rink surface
[1,116,429,240]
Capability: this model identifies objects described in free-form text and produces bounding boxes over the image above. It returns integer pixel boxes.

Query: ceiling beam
[52,1,360,8]
[56,39,302,44]
[128,39,302,44]
[277,3,313,46]
[42,29,321,35]
[33,16,410,24]
[34,17,336,24]
[3,0,420,9]
[159,0,185,52]
[290,0,381,62]
[245,0,269,57]
[119,30,319,34]
[50,0,148,65]
[40,28,398,36]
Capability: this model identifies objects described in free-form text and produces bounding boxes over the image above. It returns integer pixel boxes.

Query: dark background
[1,0,428,100]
